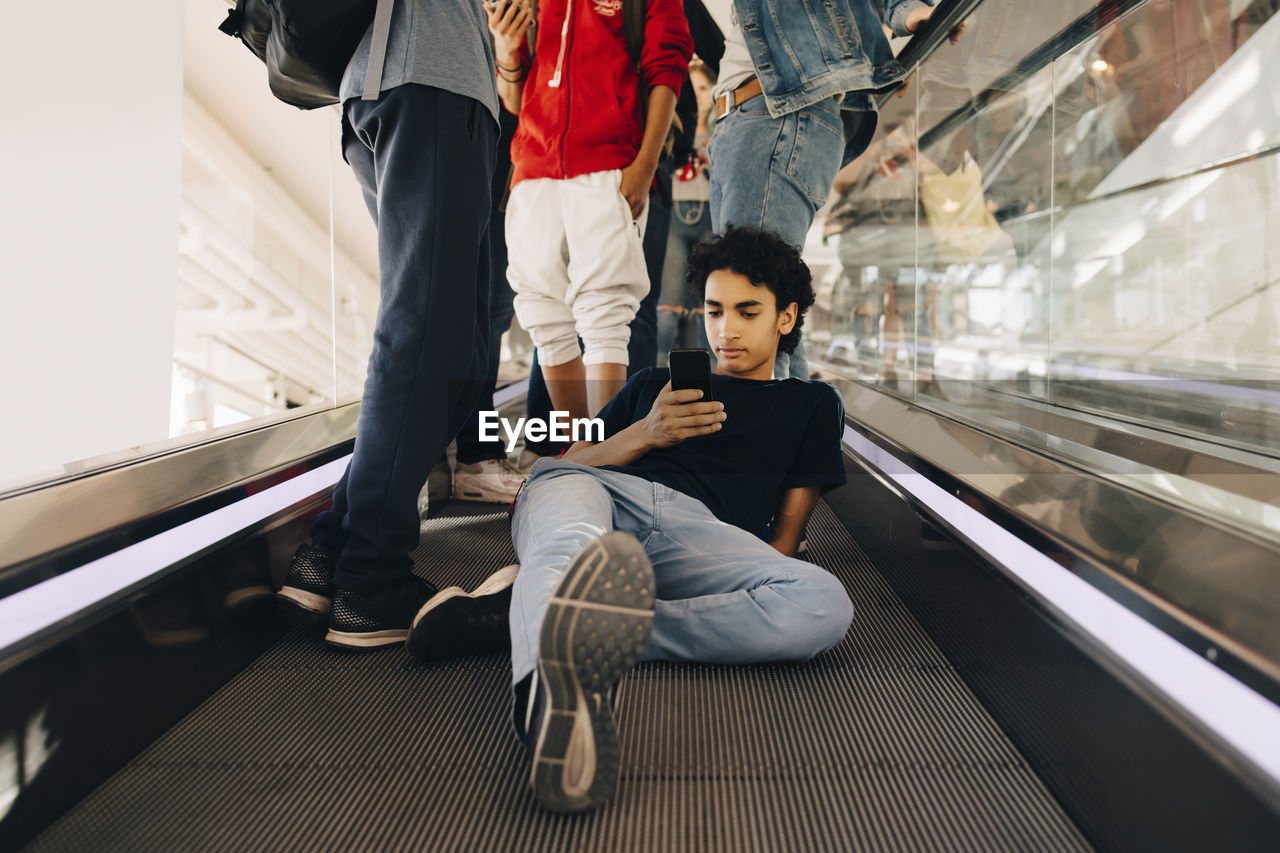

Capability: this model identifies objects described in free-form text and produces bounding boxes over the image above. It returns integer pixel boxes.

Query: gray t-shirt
[711,7,755,104]
[340,0,500,123]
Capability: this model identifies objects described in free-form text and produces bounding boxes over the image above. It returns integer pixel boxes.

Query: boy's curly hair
[685,226,814,355]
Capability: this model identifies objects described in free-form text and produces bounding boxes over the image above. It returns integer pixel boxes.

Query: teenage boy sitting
[408,226,854,813]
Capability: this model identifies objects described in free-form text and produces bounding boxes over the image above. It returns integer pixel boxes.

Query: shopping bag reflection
[919,158,1010,264]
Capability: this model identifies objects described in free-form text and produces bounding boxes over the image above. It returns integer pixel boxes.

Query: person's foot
[278,543,337,614]
[417,458,453,520]
[325,574,438,650]
[407,565,519,662]
[515,449,543,474]
[454,458,526,503]
[529,531,655,813]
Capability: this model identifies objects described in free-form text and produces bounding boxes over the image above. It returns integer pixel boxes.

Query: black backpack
[219,0,394,109]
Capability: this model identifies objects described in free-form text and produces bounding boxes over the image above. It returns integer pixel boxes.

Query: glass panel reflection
[815,0,1280,458]
[175,0,377,437]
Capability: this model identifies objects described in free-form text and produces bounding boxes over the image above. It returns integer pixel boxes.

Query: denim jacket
[731,0,933,163]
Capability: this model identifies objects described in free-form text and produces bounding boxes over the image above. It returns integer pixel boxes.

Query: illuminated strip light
[1058,362,1280,408]
[0,455,351,659]
[842,425,1280,787]
[0,379,534,659]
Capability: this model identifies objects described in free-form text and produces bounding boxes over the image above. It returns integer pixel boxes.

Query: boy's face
[703,269,797,381]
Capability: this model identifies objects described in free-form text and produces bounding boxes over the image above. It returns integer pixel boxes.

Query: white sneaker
[417,459,453,520]
[516,449,543,474]
[454,458,526,503]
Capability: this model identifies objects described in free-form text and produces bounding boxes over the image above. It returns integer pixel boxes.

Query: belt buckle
[719,88,736,120]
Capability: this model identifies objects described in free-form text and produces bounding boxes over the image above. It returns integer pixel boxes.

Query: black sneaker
[278,543,337,614]
[407,565,518,662]
[529,531,655,813]
[325,574,438,650]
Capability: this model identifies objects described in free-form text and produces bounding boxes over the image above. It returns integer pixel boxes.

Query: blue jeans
[657,199,713,364]
[311,85,497,594]
[508,459,854,684]
[709,95,844,381]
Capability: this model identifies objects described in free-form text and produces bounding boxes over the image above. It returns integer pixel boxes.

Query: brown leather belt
[715,77,763,120]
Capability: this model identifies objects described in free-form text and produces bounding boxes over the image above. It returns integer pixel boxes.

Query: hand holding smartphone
[668,349,713,403]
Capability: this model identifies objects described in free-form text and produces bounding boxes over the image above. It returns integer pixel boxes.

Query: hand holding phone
[487,0,533,61]
[668,348,713,402]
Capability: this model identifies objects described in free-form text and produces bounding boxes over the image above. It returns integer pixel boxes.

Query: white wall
[0,3,183,487]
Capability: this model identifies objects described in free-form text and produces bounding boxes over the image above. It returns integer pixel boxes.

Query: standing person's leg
[708,96,844,380]
[641,486,853,663]
[520,351,571,462]
[632,164,673,373]
[680,201,714,353]
[563,171,651,416]
[656,202,693,366]
[661,199,715,359]
[507,179,593,421]
[453,221,515,467]
[453,111,526,503]
[304,119,378,560]
[323,86,497,648]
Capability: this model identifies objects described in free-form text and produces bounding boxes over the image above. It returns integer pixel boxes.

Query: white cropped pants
[505,169,650,367]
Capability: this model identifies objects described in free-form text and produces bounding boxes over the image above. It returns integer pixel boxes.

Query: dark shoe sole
[407,565,518,661]
[277,586,331,615]
[530,531,654,813]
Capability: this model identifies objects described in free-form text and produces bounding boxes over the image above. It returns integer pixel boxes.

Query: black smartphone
[668,348,713,402]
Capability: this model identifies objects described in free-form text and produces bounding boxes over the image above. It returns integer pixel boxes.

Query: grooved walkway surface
[28,501,1091,851]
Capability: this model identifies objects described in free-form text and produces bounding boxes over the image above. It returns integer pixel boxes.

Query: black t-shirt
[595,367,847,540]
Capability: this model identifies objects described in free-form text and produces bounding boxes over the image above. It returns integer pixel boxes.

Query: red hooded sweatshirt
[510,0,693,187]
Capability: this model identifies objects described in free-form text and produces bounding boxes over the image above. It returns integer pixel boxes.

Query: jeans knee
[796,568,854,657]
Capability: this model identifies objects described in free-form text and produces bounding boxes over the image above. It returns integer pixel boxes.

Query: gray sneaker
[529,531,655,813]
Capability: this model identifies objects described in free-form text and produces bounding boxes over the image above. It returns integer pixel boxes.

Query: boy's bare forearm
[563,423,653,467]
[768,486,821,557]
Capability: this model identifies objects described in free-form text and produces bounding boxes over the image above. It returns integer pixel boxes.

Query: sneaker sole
[323,628,408,650]
[454,478,523,504]
[407,565,519,661]
[473,564,519,595]
[278,586,331,615]
[531,532,654,813]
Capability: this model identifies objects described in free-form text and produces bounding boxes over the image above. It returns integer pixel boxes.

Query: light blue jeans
[657,199,714,365]
[709,95,844,381]
[509,458,854,685]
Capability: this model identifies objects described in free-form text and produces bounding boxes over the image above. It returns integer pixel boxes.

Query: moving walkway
[4,0,1280,848]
